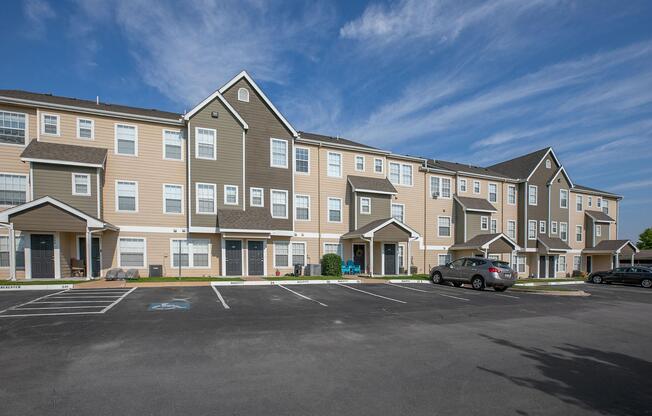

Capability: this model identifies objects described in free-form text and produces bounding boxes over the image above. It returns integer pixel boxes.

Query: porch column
[615,253,620,268]
[631,253,635,266]
[406,239,411,276]
[369,237,374,277]
[85,228,92,280]
[8,225,16,281]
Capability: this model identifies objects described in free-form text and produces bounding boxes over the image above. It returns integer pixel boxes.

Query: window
[270,138,288,168]
[528,220,537,240]
[528,185,538,205]
[295,147,309,174]
[539,221,546,234]
[491,219,497,234]
[77,118,94,140]
[398,245,405,270]
[237,87,250,102]
[576,195,583,211]
[389,162,400,184]
[560,189,568,209]
[488,183,497,203]
[119,238,146,268]
[374,158,384,174]
[224,185,238,205]
[171,239,209,268]
[41,114,59,136]
[115,124,137,155]
[72,173,91,196]
[481,216,489,231]
[545,159,551,169]
[196,183,216,214]
[0,236,10,267]
[327,152,342,177]
[0,235,24,268]
[603,200,609,215]
[573,255,581,271]
[295,195,310,220]
[0,111,26,145]
[560,222,568,241]
[360,197,371,215]
[488,254,500,261]
[438,254,452,266]
[576,225,583,242]
[116,181,138,212]
[392,204,405,222]
[250,187,264,207]
[507,185,516,205]
[389,163,412,185]
[430,176,452,198]
[355,155,365,171]
[163,184,183,214]
[271,190,288,218]
[324,243,343,257]
[558,255,567,272]
[588,196,593,207]
[163,130,183,160]
[473,181,481,194]
[274,241,289,267]
[438,216,451,237]
[515,255,526,273]
[292,243,306,266]
[0,174,27,206]
[551,221,558,234]
[328,198,342,222]
[401,165,413,186]
[596,224,601,237]
[507,220,516,239]
[459,179,467,193]
[596,197,602,209]
[195,128,216,160]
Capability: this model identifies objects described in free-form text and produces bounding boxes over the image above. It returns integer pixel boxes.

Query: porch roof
[537,235,571,252]
[449,233,519,252]
[454,195,497,213]
[583,239,638,255]
[347,175,397,195]
[20,140,108,168]
[341,218,419,240]
[585,210,615,223]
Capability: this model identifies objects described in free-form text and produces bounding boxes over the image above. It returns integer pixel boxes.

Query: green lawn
[0,280,92,285]
[516,277,585,283]
[126,277,244,282]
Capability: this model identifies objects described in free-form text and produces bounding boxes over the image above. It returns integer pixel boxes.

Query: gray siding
[32,163,99,217]
[10,203,87,231]
[466,211,492,240]
[550,173,571,237]
[585,216,594,248]
[594,223,609,245]
[353,192,391,230]
[524,154,559,248]
[454,202,465,243]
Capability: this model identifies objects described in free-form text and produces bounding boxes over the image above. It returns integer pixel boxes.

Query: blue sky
[3,0,652,241]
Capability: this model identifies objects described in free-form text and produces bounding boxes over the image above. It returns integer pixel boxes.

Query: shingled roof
[538,234,572,251]
[298,131,380,151]
[584,240,637,254]
[427,159,511,179]
[347,175,397,194]
[488,147,551,180]
[454,196,498,212]
[217,208,275,230]
[585,210,615,223]
[573,184,621,198]
[20,140,107,167]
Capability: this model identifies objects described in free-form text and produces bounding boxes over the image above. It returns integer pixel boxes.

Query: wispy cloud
[611,179,652,192]
[23,0,56,38]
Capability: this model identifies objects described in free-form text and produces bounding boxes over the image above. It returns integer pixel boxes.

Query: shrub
[321,254,342,277]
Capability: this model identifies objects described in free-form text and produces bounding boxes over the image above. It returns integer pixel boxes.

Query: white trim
[0,196,106,228]
[76,117,94,140]
[20,157,104,169]
[117,236,147,269]
[294,146,310,175]
[528,185,538,206]
[195,182,217,215]
[488,182,498,203]
[525,148,563,182]
[237,87,250,103]
[359,196,371,215]
[162,128,184,161]
[507,184,516,205]
[294,194,311,221]
[327,197,343,223]
[539,220,546,234]
[270,189,289,219]
[40,113,60,137]
[115,180,139,213]
[327,151,343,178]
[374,158,384,175]
[183,90,248,129]
[429,175,452,199]
[114,123,138,156]
[270,138,289,169]
[560,222,568,241]
[351,188,396,196]
[162,183,184,215]
[223,184,239,206]
[559,188,569,209]
[0,172,28,209]
[117,226,186,233]
[169,238,212,269]
[528,220,537,240]
[250,187,264,207]
[473,180,481,194]
[194,127,217,160]
[477,233,520,251]
[437,215,452,238]
[71,173,91,196]
[354,154,365,172]
[391,202,405,223]
[458,178,467,193]
[548,166,575,189]
[507,219,517,239]
[218,71,297,136]
[481,216,489,231]
[575,224,583,242]
[551,221,558,235]
[357,217,420,239]
[0,109,28,147]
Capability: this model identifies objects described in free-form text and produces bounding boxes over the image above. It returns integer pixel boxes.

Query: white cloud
[23,0,56,37]
[607,179,652,192]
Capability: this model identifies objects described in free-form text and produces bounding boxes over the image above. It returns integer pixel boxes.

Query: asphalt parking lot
[1,282,651,415]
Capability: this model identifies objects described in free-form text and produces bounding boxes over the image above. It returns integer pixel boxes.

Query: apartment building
[0,71,637,280]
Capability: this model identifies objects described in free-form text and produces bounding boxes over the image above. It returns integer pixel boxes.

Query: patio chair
[351,262,361,275]
[341,261,351,275]
[71,259,85,277]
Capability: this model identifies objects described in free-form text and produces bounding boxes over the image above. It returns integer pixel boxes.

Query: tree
[637,227,652,250]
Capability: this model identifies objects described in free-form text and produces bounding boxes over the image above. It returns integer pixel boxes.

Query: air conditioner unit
[431,191,440,199]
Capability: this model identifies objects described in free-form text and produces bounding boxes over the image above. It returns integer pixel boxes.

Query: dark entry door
[225,240,242,276]
[586,256,592,274]
[31,234,54,278]
[247,241,264,276]
[384,244,396,275]
[539,255,546,278]
[79,237,101,277]
[353,244,365,270]
[548,256,556,277]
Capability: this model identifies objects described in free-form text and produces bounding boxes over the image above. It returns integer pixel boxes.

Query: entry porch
[583,240,638,274]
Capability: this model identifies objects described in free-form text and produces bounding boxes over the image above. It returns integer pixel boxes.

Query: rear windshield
[492,261,511,269]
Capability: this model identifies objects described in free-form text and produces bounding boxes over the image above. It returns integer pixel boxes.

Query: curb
[387,279,430,284]
[0,284,75,291]
[211,279,362,286]
[515,281,585,287]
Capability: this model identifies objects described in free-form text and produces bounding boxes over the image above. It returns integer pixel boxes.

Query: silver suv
[430,257,517,292]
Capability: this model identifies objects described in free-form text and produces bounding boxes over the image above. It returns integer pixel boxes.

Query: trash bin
[293,264,303,277]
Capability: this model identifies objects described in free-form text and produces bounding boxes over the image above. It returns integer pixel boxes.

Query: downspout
[423,170,427,273]
[318,143,322,260]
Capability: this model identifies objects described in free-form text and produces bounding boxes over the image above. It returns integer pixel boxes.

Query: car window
[634,268,651,273]
[450,259,465,267]
[492,261,511,269]
[465,258,486,267]
[615,267,629,272]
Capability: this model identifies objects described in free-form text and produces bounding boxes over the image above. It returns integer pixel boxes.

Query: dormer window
[545,159,551,169]
[237,88,250,102]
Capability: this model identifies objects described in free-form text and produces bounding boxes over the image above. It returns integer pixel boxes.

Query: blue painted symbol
[148,300,190,311]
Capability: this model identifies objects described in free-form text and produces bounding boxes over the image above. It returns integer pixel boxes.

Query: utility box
[149,265,163,278]
[305,264,321,276]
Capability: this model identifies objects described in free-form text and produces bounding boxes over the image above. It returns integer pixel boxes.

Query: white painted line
[386,282,470,301]
[14,306,106,310]
[277,284,328,307]
[336,283,406,304]
[495,293,520,299]
[387,279,430,284]
[211,280,362,287]
[211,285,231,310]
[0,289,69,314]
[0,311,105,318]
[515,281,585,287]
[0,284,75,291]
[30,300,114,303]
[47,295,123,299]
[100,287,137,313]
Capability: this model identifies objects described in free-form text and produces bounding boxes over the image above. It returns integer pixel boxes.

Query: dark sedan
[588,266,652,288]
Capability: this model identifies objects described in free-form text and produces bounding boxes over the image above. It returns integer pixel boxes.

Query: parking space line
[277,285,328,307]
[100,287,137,313]
[34,300,114,303]
[494,293,520,299]
[47,295,123,299]
[13,306,106,310]
[337,284,407,304]
[211,286,231,310]
[0,289,69,314]
[0,311,105,318]
[386,283,470,301]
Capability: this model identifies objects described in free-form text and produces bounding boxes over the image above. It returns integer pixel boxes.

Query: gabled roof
[585,210,615,223]
[449,233,519,251]
[183,90,249,129]
[21,140,107,168]
[547,166,574,188]
[347,175,397,195]
[219,71,298,137]
[488,147,553,181]
[298,131,382,152]
[584,239,638,254]
[341,217,420,239]
[537,234,572,251]
[454,195,498,213]
[427,159,511,179]
[573,184,622,199]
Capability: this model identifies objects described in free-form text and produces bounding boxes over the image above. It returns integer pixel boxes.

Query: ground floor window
[573,255,581,272]
[438,254,452,266]
[119,238,146,268]
[398,245,405,270]
[512,255,526,273]
[323,243,342,257]
[171,239,210,268]
[557,255,567,273]
[274,242,306,267]
[0,235,25,269]
[488,254,500,260]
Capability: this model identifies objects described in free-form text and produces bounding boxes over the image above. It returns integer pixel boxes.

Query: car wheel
[471,276,485,291]
[591,275,603,284]
[494,287,507,292]
[431,272,443,284]
[452,282,463,287]
[642,279,652,289]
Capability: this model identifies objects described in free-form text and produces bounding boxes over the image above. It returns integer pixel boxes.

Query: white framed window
[328,197,342,223]
[118,237,146,268]
[355,155,365,172]
[398,245,405,270]
[551,221,558,234]
[294,147,310,174]
[507,220,516,239]
[596,197,602,209]
[560,222,568,241]
[576,225,583,242]
[324,243,343,257]
[588,196,593,207]
[557,255,567,272]
[573,255,581,271]
[602,200,609,215]
[401,164,413,186]
[473,181,481,194]
[490,219,497,234]
[360,197,371,215]
[389,162,400,184]
[539,220,546,234]
[513,255,526,273]
[270,138,288,168]
[115,124,137,156]
[292,242,306,266]
[163,184,183,214]
[438,254,452,266]
[224,185,239,205]
[481,216,489,231]
[596,224,601,237]
[0,111,27,145]
[163,129,183,161]
[488,254,500,261]
[41,113,60,136]
[576,195,583,212]
[116,180,138,212]
[274,241,289,268]
[459,179,467,193]
[295,194,310,220]
[327,152,342,177]
[374,158,384,174]
[438,216,451,237]
[545,159,552,169]
[0,235,25,268]
[528,185,538,206]
[430,176,452,198]
[507,185,516,205]
[392,203,405,222]
[77,118,94,140]
[72,173,91,196]
[195,183,216,214]
[560,189,568,209]
[488,183,498,203]
[250,187,264,207]
[528,220,537,240]
[171,239,210,268]
[237,87,250,102]
[271,189,288,219]
[0,173,27,206]
[195,127,216,160]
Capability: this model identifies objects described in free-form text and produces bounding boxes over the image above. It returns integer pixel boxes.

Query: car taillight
[488,267,500,273]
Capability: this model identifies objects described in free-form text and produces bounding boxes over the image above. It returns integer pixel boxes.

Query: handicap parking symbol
[148,300,191,311]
